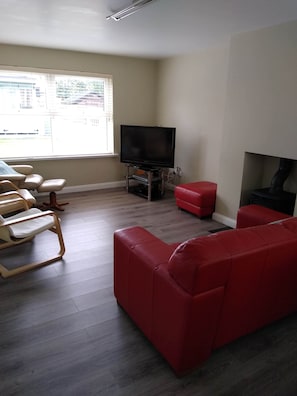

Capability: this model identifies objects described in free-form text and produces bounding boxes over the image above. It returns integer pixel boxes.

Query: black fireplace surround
[250,158,296,215]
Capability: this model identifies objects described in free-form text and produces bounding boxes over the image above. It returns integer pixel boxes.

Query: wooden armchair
[0,192,65,278]
[10,164,68,211]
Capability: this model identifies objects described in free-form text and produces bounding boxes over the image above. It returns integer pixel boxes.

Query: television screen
[120,125,176,169]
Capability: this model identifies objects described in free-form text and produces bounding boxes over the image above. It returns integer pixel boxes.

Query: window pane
[0,70,114,158]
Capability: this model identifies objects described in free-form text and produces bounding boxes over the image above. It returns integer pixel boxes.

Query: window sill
[5,153,119,163]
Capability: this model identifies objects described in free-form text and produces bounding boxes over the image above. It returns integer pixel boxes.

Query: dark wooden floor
[0,188,297,396]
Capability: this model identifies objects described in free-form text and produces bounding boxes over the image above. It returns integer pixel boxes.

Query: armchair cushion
[2,208,55,238]
[18,173,44,189]
[10,165,43,189]
[10,165,34,175]
[0,161,25,181]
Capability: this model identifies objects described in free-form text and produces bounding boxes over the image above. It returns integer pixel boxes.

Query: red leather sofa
[114,218,297,375]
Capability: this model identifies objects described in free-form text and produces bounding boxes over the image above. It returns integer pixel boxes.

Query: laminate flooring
[0,188,296,396]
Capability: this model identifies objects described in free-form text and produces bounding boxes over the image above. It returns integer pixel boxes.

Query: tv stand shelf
[126,165,165,201]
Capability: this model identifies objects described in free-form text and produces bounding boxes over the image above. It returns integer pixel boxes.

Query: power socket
[175,166,182,177]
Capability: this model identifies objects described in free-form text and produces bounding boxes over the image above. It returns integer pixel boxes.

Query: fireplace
[250,187,296,215]
[249,158,296,215]
[240,153,297,216]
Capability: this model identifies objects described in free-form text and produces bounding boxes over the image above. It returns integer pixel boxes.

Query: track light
[106,0,154,21]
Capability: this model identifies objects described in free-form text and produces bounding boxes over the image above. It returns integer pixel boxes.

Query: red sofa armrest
[236,204,291,228]
[114,226,176,337]
[114,227,228,375]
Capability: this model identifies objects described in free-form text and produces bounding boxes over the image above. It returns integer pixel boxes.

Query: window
[0,69,114,158]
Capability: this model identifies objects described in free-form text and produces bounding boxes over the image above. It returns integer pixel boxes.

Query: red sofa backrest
[168,218,297,348]
[168,234,231,295]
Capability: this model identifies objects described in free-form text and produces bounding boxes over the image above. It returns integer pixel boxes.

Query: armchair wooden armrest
[0,192,29,215]
[0,180,36,208]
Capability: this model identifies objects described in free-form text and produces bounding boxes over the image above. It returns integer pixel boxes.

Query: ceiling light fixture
[106,0,154,21]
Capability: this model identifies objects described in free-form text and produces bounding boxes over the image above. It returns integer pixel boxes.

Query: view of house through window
[0,69,114,158]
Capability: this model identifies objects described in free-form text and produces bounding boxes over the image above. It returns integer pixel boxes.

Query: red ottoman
[236,204,291,228]
[174,181,217,218]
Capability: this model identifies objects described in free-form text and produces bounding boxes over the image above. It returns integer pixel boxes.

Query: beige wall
[0,44,158,187]
[158,19,297,223]
[2,19,297,220]
[217,20,297,220]
[157,46,229,183]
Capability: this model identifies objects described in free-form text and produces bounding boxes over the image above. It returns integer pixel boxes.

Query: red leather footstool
[236,204,291,228]
[174,181,217,218]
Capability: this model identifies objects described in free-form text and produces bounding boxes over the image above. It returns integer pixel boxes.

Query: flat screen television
[120,125,176,169]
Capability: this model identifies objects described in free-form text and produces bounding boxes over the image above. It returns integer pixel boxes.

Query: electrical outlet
[175,166,182,177]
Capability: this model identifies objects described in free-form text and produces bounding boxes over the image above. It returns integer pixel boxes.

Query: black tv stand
[125,164,165,201]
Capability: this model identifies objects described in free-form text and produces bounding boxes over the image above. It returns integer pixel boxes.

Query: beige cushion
[6,208,55,238]
[0,161,25,182]
[11,165,34,175]
[37,179,66,193]
[19,174,44,190]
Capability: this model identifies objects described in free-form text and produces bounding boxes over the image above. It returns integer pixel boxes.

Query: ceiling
[1,0,297,59]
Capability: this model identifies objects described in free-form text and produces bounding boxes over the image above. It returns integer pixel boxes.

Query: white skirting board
[32,180,126,197]
[212,212,236,229]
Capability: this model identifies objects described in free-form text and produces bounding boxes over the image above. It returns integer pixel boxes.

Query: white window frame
[0,66,114,160]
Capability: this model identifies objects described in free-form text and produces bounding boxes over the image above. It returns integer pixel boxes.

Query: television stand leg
[147,171,152,201]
